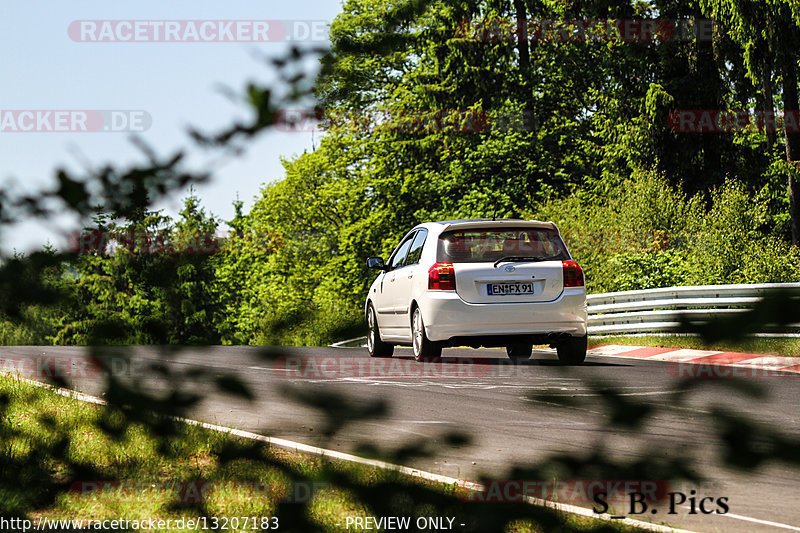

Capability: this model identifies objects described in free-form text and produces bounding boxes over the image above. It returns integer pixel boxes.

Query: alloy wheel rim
[367,309,375,352]
[413,311,422,355]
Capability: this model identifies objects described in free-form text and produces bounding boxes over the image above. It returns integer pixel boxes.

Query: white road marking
[588,345,646,355]
[286,377,544,390]
[647,349,722,361]
[392,420,449,424]
[733,356,798,369]
[547,391,671,397]
[683,508,800,532]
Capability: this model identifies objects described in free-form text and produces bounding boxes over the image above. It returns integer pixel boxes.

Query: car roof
[418,219,558,232]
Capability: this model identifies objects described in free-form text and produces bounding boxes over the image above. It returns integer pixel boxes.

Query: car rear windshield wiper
[493,256,547,268]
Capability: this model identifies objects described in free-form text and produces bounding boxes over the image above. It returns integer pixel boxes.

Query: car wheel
[367,304,394,357]
[412,307,441,361]
[556,335,587,365]
[506,342,533,359]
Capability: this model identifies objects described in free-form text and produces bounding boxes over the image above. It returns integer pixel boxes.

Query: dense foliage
[218,0,800,345]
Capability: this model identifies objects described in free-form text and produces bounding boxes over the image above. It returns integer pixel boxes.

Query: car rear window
[437,227,569,263]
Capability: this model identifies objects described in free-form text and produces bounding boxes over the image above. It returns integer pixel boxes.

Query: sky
[0,0,344,254]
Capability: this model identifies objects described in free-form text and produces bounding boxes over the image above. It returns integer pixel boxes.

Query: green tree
[698,0,800,243]
[53,197,223,345]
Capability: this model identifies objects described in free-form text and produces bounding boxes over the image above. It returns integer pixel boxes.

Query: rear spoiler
[441,220,559,233]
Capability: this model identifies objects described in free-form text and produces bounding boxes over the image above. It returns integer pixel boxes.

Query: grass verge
[0,373,660,532]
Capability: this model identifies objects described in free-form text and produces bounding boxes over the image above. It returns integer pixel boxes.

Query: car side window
[404,228,428,266]
[388,232,415,270]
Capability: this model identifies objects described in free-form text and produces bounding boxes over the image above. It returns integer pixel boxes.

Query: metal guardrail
[587,283,800,335]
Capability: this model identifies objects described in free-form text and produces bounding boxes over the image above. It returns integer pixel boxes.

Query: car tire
[412,307,442,361]
[367,304,394,358]
[556,335,587,365]
[506,343,533,359]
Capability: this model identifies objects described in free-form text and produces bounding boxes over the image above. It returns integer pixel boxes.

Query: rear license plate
[487,283,534,295]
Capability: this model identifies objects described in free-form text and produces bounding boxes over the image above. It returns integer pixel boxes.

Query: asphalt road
[3,345,800,533]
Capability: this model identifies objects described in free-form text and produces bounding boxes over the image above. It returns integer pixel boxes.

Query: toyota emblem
[504,265,516,272]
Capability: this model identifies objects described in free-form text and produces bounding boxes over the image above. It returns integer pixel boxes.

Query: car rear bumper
[420,288,587,342]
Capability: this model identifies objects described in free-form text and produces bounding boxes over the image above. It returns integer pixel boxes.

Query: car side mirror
[367,256,387,270]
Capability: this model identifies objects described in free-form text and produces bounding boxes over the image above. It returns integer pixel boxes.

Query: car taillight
[428,262,456,290]
[562,260,584,287]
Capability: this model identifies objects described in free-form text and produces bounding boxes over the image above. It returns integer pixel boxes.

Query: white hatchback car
[365,219,588,363]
